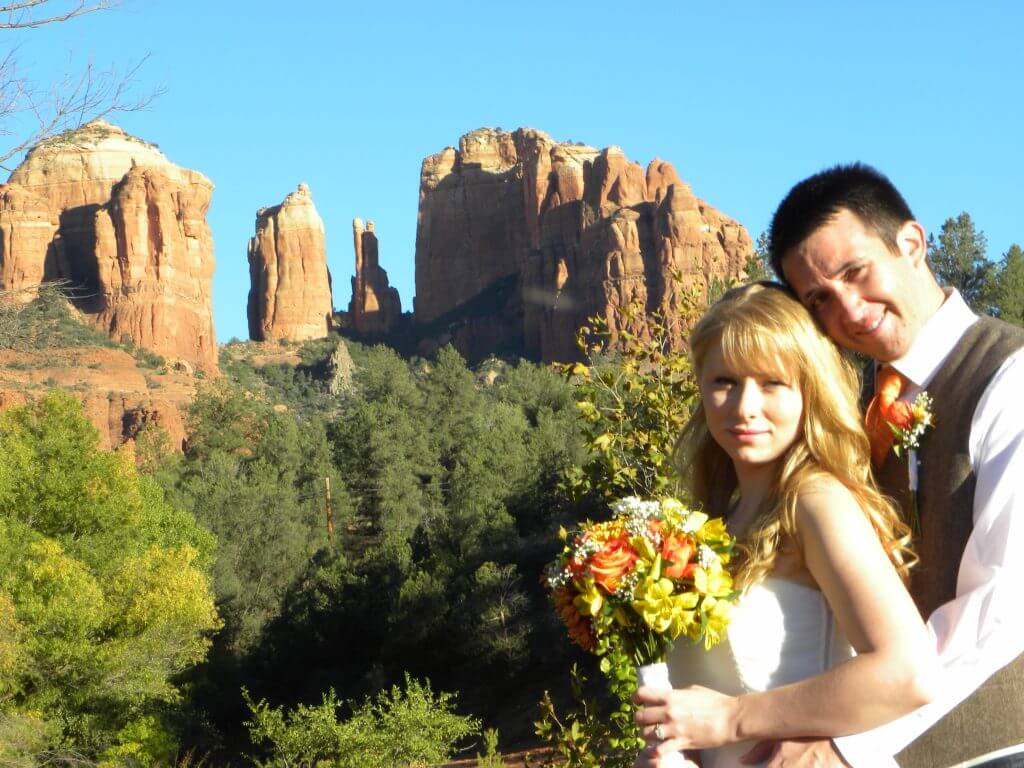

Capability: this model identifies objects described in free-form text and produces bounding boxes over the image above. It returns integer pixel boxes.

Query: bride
[634,283,937,768]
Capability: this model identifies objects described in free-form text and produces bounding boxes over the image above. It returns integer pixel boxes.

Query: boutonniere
[888,391,936,458]
[867,371,936,538]
[886,391,935,538]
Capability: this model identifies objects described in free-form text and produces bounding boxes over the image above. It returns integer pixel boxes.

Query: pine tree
[744,231,774,282]
[927,213,997,314]
[994,244,1024,327]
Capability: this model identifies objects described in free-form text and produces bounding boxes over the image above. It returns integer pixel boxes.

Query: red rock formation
[415,128,753,362]
[247,183,333,343]
[348,218,401,335]
[4,120,219,372]
[0,347,192,451]
[414,128,531,324]
[90,164,218,370]
[0,184,58,302]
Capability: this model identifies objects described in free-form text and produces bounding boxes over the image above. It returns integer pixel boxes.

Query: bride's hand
[635,684,740,751]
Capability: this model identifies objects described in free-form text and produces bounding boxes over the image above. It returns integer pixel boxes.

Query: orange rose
[589,535,637,593]
[661,534,695,579]
[883,400,914,430]
[875,371,914,429]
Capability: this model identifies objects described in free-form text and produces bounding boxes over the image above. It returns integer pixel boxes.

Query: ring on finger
[654,723,665,741]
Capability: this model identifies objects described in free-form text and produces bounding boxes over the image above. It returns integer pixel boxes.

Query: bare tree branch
[0,0,115,30]
[0,2,163,169]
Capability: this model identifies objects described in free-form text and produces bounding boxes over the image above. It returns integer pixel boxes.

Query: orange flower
[874,372,914,429]
[884,400,914,430]
[661,534,695,579]
[589,535,637,593]
[566,556,587,578]
[553,587,596,651]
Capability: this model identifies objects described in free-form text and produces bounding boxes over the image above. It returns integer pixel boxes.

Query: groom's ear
[895,220,928,267]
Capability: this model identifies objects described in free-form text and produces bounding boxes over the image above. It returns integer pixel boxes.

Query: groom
[761,163,1024,768]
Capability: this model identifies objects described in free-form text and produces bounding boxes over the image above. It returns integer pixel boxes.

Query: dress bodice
[667,577,855,768]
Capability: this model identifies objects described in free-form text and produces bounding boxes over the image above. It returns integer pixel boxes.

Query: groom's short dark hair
[769,163,916,282]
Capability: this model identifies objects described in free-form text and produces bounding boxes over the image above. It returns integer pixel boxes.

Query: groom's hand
[740,738,851,767]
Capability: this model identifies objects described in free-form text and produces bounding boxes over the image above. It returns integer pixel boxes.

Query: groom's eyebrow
[800,259,862,303]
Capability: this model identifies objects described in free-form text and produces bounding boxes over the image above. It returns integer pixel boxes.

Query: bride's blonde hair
[674,282,915,588]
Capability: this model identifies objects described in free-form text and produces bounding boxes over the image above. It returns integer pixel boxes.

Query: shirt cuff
[833,735,897,768]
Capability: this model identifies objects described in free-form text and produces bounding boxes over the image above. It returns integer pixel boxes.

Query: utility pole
[324,476,334,543]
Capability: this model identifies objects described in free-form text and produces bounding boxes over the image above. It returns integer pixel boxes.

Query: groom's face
[780,209,929,362]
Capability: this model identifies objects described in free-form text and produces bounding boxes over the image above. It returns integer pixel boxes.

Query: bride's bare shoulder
[793,473,863,521]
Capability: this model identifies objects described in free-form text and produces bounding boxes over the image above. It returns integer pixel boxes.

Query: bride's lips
[728,428,769,443]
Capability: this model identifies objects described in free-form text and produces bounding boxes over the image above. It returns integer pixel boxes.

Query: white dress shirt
[835,290,1024,767]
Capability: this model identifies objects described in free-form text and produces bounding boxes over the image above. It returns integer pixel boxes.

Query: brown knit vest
[868,317,1024,768]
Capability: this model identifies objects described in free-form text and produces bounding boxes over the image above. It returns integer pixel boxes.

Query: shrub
[243,675,480,768]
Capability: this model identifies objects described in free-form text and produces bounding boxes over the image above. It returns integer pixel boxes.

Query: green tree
[0,392,219,763]
[993,244,1024,327]
[169,381,339,653]
[330,346,441,544]
[460,562,530,672]
[563,300,699,502]
[928,212,997,314]
[744,231,774,282]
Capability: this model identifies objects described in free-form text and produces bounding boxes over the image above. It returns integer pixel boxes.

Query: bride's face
[699,343,804,472]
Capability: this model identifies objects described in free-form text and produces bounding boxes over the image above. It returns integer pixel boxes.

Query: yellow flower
[589,520,626,542]
[911,394,935,427]
[573,578,604,617]
[661,498,685,514]
[701,596,733,649]
[631,533,658,563]
[699,517,729,541]
[693,564,733,598]
[660,497,686,525]
[635,576,699,639]
[669,592,701,639]
[681,510,709,533]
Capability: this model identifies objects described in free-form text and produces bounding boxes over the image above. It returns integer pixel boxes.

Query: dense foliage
[243,676,479,768]
[131,338,588,762]
[0,392,219,765]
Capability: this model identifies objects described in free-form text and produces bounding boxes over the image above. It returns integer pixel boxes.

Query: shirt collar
[890,289,978,388]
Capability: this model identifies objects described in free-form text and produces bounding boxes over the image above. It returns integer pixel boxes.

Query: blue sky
[8,0,1024,341]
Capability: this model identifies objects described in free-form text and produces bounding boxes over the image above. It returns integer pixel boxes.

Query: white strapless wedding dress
[667,577,855,768]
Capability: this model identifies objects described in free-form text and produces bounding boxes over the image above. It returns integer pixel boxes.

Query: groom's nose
[834,285,867,324]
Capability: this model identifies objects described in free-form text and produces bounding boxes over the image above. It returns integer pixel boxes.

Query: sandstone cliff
[247,183,333,343]
[414,128,753,362]
[348,218,401,336]
[3,120,218,371]
[0,184,58,301]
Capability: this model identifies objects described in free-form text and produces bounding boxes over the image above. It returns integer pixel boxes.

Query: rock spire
[247,182,333,343]
[348,218,401,336]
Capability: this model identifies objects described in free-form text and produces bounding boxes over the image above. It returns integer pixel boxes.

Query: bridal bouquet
[546,496,736,666]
